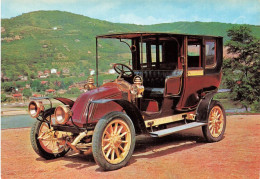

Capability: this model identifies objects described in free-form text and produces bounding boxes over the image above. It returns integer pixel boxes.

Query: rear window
[205,41,216,69]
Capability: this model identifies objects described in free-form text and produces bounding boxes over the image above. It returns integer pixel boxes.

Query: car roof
[96,32,222,39]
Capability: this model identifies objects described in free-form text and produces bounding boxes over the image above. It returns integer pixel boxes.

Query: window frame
[205,39,217,69]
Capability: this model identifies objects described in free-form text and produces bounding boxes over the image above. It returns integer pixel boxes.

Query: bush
[23,88,32,99]
[1,94,7,102]
[67,87,80,95]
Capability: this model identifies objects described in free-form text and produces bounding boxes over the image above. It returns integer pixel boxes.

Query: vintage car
[28,32,226,171]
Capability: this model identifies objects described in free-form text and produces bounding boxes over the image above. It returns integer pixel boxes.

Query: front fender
[90,99,147,134]
[195,91,216,122]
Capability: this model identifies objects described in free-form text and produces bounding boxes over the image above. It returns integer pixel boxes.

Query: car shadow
[37,127,209,171]
[36,151,96,169]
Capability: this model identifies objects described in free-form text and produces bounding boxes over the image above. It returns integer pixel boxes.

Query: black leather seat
[134,70,175,97]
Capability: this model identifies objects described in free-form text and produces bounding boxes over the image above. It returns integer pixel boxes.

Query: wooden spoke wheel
[38,122,65,154]
[102,119,131,164]
[92,112,136,171]
[203,100,226,142]
[208,106,224,138]
[30,115,69,160]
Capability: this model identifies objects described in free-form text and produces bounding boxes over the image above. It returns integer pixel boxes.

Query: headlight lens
[28,101,44,118]
[54,105,71,124]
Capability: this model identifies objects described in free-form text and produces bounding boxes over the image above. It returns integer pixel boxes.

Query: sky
[1,0,260,25]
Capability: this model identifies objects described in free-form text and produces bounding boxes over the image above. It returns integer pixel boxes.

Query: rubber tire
[30,120,69,160]
[202,100,226,142]
[92,112,136,171]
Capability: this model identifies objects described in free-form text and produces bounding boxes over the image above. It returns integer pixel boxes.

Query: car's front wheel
[30,116,69,159]
[92,112,136,171]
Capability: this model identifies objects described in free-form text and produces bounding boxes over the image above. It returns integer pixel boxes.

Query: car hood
[71,86,122,124]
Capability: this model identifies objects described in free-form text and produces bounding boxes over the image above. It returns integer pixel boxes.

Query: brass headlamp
[28,101,44,118]
[54,105,72,124]
[131,75,144,98]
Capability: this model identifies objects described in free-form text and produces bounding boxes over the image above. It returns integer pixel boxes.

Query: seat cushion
[134,70,174,88]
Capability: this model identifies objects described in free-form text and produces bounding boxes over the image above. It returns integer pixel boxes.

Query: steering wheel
[113,63,134,78]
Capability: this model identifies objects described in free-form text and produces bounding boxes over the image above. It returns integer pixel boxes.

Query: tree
[224,26,260,111]
[23,88,32,99]
[31,80,41,92]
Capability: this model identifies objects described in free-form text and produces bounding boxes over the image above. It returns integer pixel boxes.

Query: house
[38,71,44,78]
[38,71,43,75]
[13,93,23,101]
[18,75,28,81]
[41,81,48,85]
[108,69,116,74]
[33,94,41,97]
[62,68,70,76]
[54,81,61,87]
[1,27,5,33]
[25,84,31,88]
[39,75,48,79]
[89,69,95,75]
[57,89,67,94]
[79,72,85,77]
[46,89,56,93]
[44,70,50,76]
[51,68,57,74]
[68,80,88,90]
[1,72,10,82]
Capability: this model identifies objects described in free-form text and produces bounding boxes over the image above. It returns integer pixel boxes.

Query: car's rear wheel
[30,115,69,159]
[202,100,226,142]
[92,112,136,171]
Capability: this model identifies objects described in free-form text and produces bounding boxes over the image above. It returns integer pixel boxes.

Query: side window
[188,44,201,68]
[140,42,147,68]
[205,41,216,69]
[151,45,156,63]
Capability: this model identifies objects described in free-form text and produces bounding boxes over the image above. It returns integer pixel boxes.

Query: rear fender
[195,91,216,122]
[91,99,147,134]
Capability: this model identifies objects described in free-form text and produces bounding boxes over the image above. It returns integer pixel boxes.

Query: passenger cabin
[96,33,223,119]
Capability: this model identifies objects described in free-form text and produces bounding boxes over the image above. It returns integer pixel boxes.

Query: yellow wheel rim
[208,106,224,138]
[38,116,65,154]
[102,119,131,164]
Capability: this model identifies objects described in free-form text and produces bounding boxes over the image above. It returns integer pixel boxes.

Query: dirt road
[2,115,260,179]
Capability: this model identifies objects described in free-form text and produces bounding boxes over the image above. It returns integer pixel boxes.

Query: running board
[150,122,207,138]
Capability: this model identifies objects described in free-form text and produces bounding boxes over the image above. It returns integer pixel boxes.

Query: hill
[2,10,260,81]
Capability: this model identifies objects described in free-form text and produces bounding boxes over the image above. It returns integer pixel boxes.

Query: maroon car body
[28,32,226,171]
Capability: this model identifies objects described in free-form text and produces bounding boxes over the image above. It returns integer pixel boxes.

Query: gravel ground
[1,115,260,179]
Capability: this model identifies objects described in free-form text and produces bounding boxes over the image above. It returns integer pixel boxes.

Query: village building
[18,75,28,81]
[44,70,50,76]
[45,89,56,94]
[68,80,88,90]
[57,89,67,94]
[62,68,70,76]
[41,81,48,85]
[32,94,42,97]
[25,84,31,88]
[12,93,23,101]
[51,68,57,74]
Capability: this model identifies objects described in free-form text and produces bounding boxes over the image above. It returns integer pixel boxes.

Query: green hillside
[2,10,260,80]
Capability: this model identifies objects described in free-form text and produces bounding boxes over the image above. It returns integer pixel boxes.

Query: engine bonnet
[71,86,122,124]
